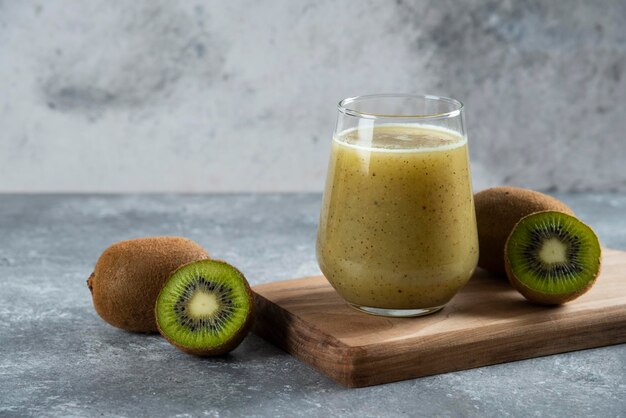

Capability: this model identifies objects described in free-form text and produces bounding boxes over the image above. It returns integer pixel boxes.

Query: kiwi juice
[316,124,479,310]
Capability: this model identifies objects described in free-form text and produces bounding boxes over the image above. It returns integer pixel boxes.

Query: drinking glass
[316,94,479,317]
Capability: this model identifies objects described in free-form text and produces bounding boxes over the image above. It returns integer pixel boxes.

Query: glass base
[348,303,444,318]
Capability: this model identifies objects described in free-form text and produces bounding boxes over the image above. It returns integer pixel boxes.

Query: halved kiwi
[155,259,254,356]
[505,211,602,305]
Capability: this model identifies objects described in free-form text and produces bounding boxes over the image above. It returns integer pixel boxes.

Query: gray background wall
[1,0,625,192]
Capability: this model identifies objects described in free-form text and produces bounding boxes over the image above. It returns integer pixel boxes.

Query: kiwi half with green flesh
[505,211,601,305]
[156,259,254,356]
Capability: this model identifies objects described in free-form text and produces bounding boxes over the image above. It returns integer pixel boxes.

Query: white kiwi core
[538,237,568,264]
[188,291,219,318]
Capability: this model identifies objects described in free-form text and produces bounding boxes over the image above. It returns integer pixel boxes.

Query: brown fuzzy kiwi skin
[155,259,255,357]
[504,211,602,305]
[474,187,574,275]
[87,237,209,333]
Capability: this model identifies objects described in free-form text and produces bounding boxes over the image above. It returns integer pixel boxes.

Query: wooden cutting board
[252,248,626,388]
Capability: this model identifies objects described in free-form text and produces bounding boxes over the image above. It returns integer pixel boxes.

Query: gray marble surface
[1,193,625,417]
[1,1,626,193]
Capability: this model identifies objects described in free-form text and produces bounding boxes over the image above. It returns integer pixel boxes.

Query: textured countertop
[1,193,625,417]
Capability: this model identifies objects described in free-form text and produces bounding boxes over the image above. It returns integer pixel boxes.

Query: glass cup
[316,94,479,317]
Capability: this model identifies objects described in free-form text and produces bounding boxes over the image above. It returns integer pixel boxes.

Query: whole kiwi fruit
[155,259,254,356]
[474,187,574,275]
[87,236,209,333]
[505,211,601,305]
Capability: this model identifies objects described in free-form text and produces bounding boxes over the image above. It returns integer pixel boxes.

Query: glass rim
[337,93,464,120]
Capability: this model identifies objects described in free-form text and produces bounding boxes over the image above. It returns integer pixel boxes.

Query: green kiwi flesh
[505,211,601,305]
[156,259,254,356]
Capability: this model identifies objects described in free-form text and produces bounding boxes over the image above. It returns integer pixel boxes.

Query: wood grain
[252,248,626,388]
